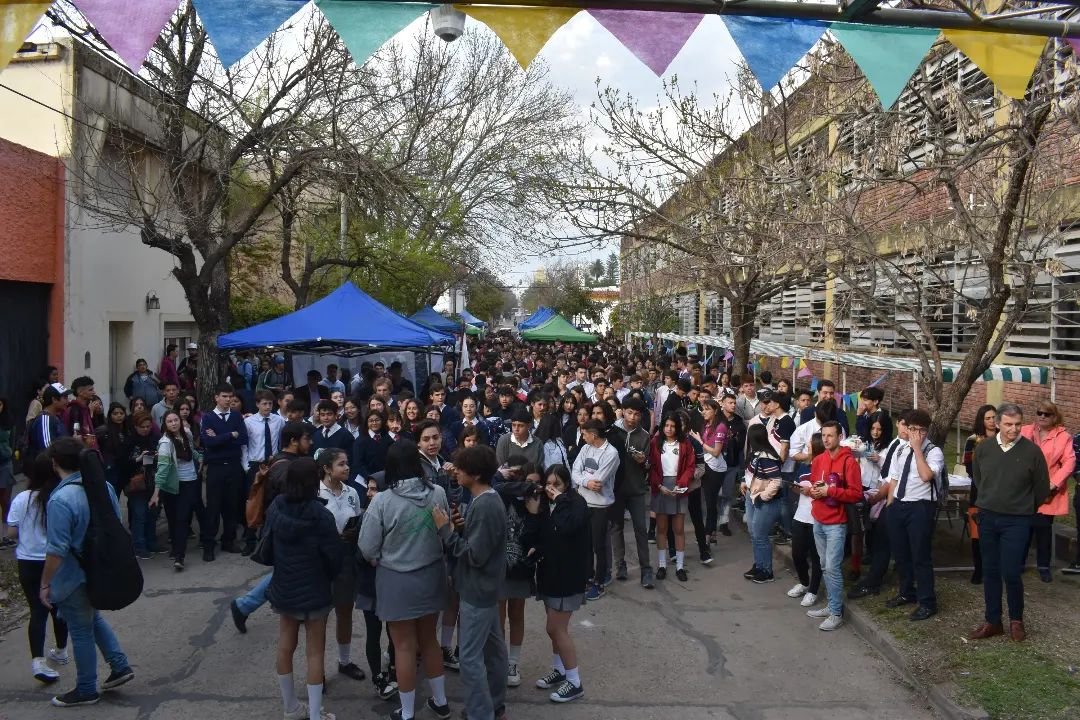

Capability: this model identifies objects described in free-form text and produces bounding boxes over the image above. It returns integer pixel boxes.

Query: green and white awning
[631,332,1050,385]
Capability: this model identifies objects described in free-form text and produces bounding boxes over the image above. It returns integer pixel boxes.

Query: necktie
[373,433,382,444]
[263,417,272,461]
[324,428,330,438]
[896,448,915,500]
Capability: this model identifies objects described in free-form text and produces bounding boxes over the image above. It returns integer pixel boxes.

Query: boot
[969,539,982,585]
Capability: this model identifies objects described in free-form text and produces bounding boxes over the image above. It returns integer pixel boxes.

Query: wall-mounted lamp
[145,291,160,311]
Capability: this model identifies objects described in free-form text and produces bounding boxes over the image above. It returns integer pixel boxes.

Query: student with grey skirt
[358,440,452,720]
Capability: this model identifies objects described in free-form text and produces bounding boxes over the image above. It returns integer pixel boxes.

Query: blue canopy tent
[218,282,453,355]
[519,306,555,330]
[458,308,487,329]
[409,306,460,335]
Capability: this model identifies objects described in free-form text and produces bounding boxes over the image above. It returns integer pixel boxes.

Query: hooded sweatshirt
[809,446,864,525]
[571,440,619,508]
[358,476,449,572]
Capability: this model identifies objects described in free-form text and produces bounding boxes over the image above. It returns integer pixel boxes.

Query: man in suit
[200,384,249,560]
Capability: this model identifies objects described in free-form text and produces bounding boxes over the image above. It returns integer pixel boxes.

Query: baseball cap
[186,342,198,350]
[273,354,285,363]
[49,382,72,395]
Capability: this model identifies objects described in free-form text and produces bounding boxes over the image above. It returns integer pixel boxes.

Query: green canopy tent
[521,314,598,343]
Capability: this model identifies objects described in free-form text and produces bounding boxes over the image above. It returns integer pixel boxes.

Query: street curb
[732,512,990,720]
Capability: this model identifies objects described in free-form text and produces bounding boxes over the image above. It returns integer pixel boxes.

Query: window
[1006,226,1080,363]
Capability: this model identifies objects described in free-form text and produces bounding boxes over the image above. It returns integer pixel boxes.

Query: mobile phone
[674,487,688,494]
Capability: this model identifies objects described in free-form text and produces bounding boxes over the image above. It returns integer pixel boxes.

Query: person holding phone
[648,413,695,582]
[149,411,203,571]
[571,419,619,600]
[315,449,365,683]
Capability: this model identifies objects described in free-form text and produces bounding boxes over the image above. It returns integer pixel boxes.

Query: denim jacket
[45,471,121,603]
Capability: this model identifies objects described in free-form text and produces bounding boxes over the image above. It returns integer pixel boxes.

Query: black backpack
[73,449,144,610]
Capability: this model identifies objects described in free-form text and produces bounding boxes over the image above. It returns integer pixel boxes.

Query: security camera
[430,5,466,42]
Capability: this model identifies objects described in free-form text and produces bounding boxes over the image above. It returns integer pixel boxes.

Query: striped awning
[631,332,1050,385]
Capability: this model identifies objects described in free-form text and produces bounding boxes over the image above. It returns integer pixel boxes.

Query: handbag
[127,471,147,494]
[250,527,274,566]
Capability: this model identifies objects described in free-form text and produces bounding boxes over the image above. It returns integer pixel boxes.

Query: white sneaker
[33,658,60,684]
[47,648,70,665]
[786,583,808,598]
[507,663,521,687]
[283,704,309,720]
[819,615,845,631]
[800,593,818,607]
[806,607,832,618]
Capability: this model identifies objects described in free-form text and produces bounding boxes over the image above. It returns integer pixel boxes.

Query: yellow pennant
[458,5,579,69]
[942,29,1046,100]
[1,2,51,76]
[781,356,791,369]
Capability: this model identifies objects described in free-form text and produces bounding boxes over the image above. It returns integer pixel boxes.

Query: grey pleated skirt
[651,475,687,515]
[375,559,448,622]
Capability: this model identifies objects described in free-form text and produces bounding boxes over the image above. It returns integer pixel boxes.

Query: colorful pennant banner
[942,29,1046,100]
[830,23,939,109]
[316,0,434,67]
[72,0,178,70]
[588,9,703,76]
[193,0,309,68]
[0,2,51,75]
[721,15,826,91]
[797,365,814,379]
[459,4,579,69]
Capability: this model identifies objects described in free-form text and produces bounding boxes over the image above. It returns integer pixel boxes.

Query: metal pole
[419,0,1080,38]
[912,370,918,410]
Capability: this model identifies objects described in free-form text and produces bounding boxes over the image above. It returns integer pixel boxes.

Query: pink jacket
[1020,424,1074,516]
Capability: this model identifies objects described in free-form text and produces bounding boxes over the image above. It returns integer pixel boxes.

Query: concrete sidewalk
[0,534,936,720]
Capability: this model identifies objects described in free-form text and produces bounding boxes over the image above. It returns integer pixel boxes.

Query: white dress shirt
[241,412,285,466]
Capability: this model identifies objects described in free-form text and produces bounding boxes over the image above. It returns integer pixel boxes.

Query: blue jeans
[127,491,158,554]
[236,572,272,616]
[750,499,781,573]
[458,601,507,720]
[813,521,847,617]
[978,510,1031,624]
[55,585,129,695]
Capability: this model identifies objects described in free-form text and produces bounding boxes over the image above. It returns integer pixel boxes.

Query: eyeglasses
[1036,411,1053,417]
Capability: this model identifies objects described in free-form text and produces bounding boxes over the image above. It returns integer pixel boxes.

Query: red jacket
[809,446,863,525]
[648,436,696,491]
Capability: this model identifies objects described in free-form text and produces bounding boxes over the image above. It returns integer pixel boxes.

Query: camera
[430,6,466,42]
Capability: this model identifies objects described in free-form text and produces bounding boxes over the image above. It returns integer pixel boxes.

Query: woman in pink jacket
[1020,401,1074,583]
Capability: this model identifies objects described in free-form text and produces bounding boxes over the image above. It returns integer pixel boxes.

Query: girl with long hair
[743,423,784,583]
[963,404,996,584]
[648,413,695,581]
[95,402,128,494]
[694,399,728,545]
[149,411,203,571]
[124,410,161,559]
[6,451,69,682]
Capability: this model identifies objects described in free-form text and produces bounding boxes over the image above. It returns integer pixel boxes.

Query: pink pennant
[589,9,704,76]
[1069,38,1080,56]
[74,0,179,70]
[797,366,813,378]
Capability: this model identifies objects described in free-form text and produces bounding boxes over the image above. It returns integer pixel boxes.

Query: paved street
[0,532,936,720]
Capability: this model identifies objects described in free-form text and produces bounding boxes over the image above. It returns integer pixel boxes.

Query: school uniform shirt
[351,429,393,482]
[887,439,945,503]
[241,412,285,466]
[318,481,361,534]
[312,423,354,455]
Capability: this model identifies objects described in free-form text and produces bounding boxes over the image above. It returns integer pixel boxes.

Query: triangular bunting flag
[942,29,1045,100]
[721,15,826,91]
[798,365,814,379]
[830,23,939,109]
[316,1,433,66]
[0,2,52,75]
[460,5,579,69]
[588,9,703,76]
[1069,38,1080,57]
[193,0,309,68]
[72,0,178,70]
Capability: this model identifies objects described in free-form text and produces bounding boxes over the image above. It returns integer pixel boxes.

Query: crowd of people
[2,334,1078,719]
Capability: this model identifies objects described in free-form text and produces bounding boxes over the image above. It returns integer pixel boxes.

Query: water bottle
[73,421,81,436]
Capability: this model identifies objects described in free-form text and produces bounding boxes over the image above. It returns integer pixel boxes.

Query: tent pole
[1050,366,1057,402]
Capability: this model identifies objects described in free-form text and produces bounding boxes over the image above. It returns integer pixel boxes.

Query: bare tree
[813,40,1080,443]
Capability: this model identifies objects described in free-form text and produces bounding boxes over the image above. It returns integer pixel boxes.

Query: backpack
[73,449,144,611]
[246,456,290,528]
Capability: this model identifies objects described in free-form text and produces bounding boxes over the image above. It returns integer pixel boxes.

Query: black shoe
[615,561,628,581]
[535,668,567,689]
[102,667,135,691]
[970,572,982,585]
[700,549,713,565]
[1039,569,1053,583]
[676,568,688,581]
[51,689,101,707]
[202,547,215,562]
[338,661,366,681]
[441,646,460,671]
[743,564,759,580]
[885,595,916,609]
[549,679,584,703]
[847,585,879,600]
[240,544,254,557]
[751,569,775,584]
[374,672,399,700]
[173,557,185,572]
[427,697,452,719]
[719,523,732,537]
[909,606,937,621]
[230,600,248,634]
[647,529,656,543]
[656,567,667,580]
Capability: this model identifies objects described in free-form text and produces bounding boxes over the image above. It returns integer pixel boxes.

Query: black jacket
[352,432,393,481]
[495,480,542,583]
[561,423,586,467]
[266,495,342,613]
[311,425,354,455]
[532,489,590,598]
